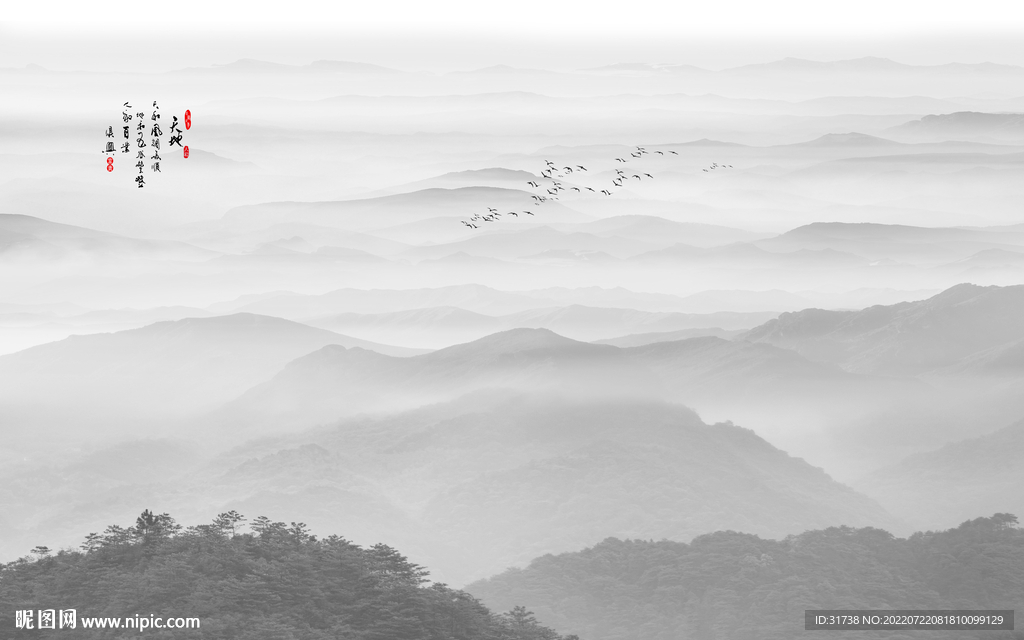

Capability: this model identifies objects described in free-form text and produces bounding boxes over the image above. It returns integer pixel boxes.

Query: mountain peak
[795,132,901,147]
[437,327,583,357]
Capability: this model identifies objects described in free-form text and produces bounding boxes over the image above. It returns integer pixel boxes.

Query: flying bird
[576,165,587,171]
[669,150,678,155]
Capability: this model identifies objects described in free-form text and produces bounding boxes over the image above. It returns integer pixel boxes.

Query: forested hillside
[468,514,1024,640]
[0,510,578,640]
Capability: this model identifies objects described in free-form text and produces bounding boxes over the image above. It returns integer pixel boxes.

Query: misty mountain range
[3,282,1024,585]
[4,50,1024,634]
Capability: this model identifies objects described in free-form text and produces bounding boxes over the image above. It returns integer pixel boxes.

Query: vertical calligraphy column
[150,101,163,174]
[135,106,147,188]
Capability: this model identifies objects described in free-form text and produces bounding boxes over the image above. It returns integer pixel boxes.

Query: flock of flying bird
[459,146,730,229]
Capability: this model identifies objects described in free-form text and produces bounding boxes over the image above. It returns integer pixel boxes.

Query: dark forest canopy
[468,514,1024,640]
[0,510,579,640]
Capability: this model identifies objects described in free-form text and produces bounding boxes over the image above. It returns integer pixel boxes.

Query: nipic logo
[14,608,77,629]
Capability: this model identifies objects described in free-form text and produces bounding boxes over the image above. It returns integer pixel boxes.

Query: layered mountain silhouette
[743,283,1024,375]
[220,187,590,233]
[0,314,421,450]
[889,111,1024,143]
[213,328,663,434]
[308,305,775,347]
[755,222,1024,264]
[0,214,213,261]
[467,514,1024,640]
[0,392,900,586]
[858,416,1024,530]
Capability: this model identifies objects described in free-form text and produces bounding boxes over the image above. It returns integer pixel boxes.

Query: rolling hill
[467,514,1024,640]
[0,313,421,451]
[742,283,1024,375]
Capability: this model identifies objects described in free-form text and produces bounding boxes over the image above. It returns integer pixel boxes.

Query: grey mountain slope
[368,168,541,196]
[631,241,869,268]
[211,328,665,436]
[857,417,1024,530]
[557,215,768,247]
[742,283,1024,375]
[785,132,904,147]
[888,111,1024,142]
[0,392,900,585]
[225,284,544,317]
[220,186,590,232]
[758,221,1024,264]
[400,226,660,261]
[0,213,215,261]
[494,306,776,340]
[594,328,743,347]
[415,399,900,583]
[0,313,421,424]
[621,336,930,419]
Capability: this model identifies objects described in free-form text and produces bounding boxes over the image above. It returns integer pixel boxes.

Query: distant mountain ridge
[213,328,665,432]
[743,283,1024,375]
[858,417,1024,530]
[0,213,214,261]
[0,313,422,448]
[467,514,1024,640]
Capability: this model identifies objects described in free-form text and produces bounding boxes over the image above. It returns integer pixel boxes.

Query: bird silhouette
[524,210,535,215]
[669,150,678,155]
[576,165,587,171]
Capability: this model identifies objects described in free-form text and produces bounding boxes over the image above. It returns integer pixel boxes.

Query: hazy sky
[3,1,1024,71]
